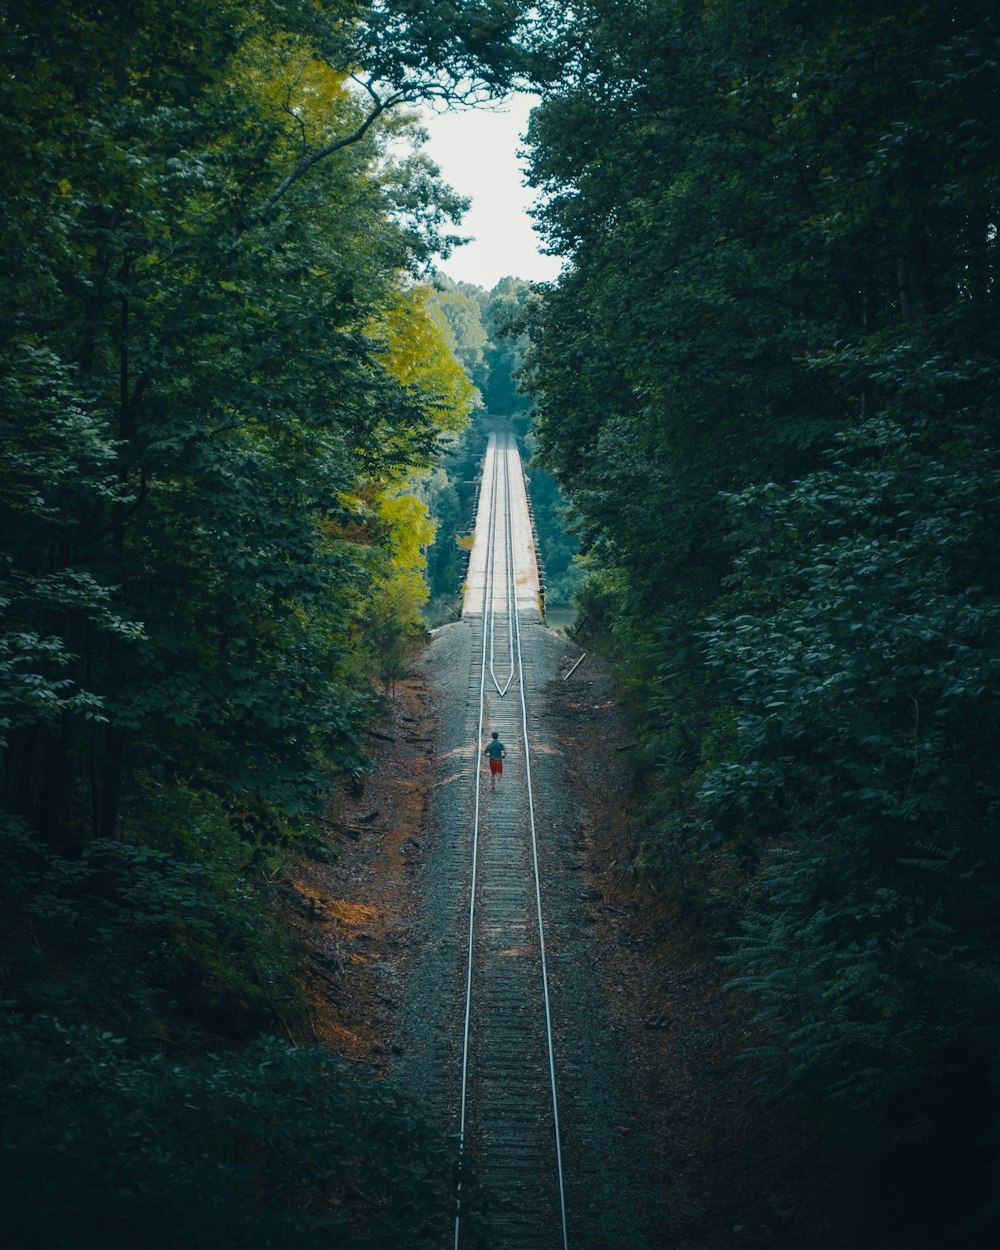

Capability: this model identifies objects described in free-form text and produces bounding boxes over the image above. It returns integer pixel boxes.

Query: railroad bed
[393,428,647,1249]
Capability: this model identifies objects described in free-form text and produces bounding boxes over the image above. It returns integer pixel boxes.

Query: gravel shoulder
[290,629,865,1250]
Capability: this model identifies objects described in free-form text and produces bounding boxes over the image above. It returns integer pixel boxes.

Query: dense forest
[3,0,999,1246]
[0,2,528,1244]
[522,0,1000,1243]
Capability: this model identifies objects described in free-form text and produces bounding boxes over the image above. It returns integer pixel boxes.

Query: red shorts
[489,758,503,775]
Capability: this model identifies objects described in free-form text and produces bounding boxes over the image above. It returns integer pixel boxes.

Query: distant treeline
[420,274,583,618]
[522,1,1000,1244]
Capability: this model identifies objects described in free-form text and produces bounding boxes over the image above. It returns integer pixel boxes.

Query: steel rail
[505,437,570,1250]
[453,432,501,1247]
[563,651,587,681]
[453,430,569,1250]
[488,436,515,699]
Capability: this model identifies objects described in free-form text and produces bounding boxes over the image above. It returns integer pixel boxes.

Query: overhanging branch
[247,72,499,225]
[249,85,402,223]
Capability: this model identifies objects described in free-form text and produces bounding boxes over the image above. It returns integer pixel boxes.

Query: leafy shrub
[697,412,1000,1239]
[0,1015,468,1250]
[0,790,303,1040]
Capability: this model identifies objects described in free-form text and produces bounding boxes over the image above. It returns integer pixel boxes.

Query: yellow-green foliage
[377,488,435,624]
[379,286,476,434]
[365,284,475,647]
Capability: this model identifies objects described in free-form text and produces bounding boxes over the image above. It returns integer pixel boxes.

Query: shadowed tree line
[0,2,539,1244]
[522,0,1000,1243]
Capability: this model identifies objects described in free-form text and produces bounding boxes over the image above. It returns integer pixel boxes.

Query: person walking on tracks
[483,731,507,792]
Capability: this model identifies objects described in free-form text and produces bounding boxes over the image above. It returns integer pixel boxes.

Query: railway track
[392,426,646,1250]
[455,430,568,1250]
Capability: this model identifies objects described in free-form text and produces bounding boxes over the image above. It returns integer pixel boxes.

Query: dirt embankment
[285,671,438,1068]
[289,645,864,1250]
[542,655,862,1250]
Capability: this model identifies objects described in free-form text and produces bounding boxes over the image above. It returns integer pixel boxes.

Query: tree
[0,0,509,853]
[426,274,490,393]
[523,1,1000,1239]
[0,4,525,1240]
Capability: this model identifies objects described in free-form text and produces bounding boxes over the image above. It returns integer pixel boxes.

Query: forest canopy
[0,2,524,1243]
[4,0,1000,1245]
[522,0,1000,1242]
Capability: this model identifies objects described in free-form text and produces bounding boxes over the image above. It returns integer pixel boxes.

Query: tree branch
[247,83,406,224]
[245,72,493,227]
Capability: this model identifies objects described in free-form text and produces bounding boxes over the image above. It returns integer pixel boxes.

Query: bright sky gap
[419,93,564,290]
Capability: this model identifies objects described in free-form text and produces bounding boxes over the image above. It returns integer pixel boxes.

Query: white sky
[418,94,564,291]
